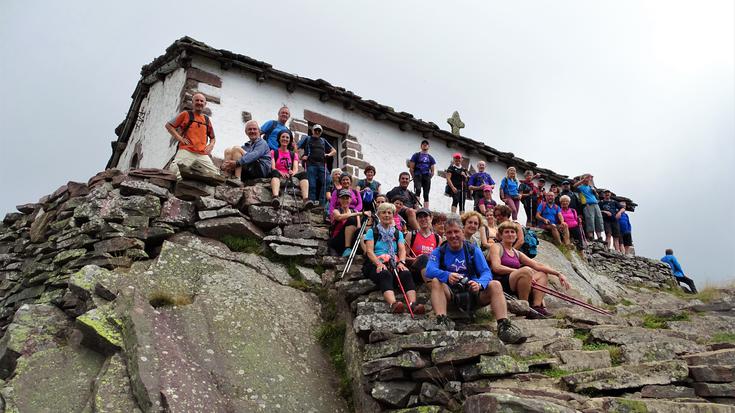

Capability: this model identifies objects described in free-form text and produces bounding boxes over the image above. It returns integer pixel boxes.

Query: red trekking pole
[389,257,415,318]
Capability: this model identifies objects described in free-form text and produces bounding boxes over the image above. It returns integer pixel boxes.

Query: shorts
[269,170,307,181]
[409,254,429,285]
[496,274,514,296]
[604,220,621,238]
[621,232,633,247]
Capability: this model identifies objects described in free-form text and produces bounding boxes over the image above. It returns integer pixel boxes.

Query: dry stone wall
[0,164,733,412]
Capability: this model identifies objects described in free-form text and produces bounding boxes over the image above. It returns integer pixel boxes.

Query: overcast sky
[1,1,733,285]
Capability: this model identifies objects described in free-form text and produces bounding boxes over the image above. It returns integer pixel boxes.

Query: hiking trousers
[307,163,327,204]
[583,204,604,234]
[676,275,698,294]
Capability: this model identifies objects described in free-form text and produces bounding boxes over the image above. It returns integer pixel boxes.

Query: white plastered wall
[117,68,187,169]
[118,55,544,221]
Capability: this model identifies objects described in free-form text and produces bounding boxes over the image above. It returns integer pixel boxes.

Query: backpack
[301,136,329,158]
[409,230,441,254]
[438,241,477,278]
[180,110,212,140]
[361,187,374,204]
[520,228,539,258]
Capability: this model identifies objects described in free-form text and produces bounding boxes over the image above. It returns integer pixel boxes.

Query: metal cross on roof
[447,111,465,135]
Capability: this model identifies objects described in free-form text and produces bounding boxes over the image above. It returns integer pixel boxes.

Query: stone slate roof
[108,36,636,209]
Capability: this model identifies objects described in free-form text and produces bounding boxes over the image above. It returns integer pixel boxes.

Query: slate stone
[559,349,612,372]
[158,197,196,226]
[601,397,735,413]
[689,365,735,383]
[296,265,322,284]
[418,382,454,407]
[283,224,329,240]
[15,203,38,214]
[119,180,170,198]
[371,381,417,408]
[623,339,705,364]
[4,285,45,306]
[463,392,577,413]
[178,162,226,185]
[240,184,273,206]
[641,384,697,399]
[411,364,460,381]
[76,304,123,354]
[195,216,265,240]
[174,180,215,200]
[89,353,140,413]
[195,196,229,210]
[460,355,529,381]
[562,360,690,392]
[214,185,244,206]
[94,237,145,254]
[268,244,317,256]
[336,279,378,301]
[197,207,241,220]
[432,338,505,365]
[263,235,320,248]
[247,205,293,229]
[52,248,87,265]
[362,351,426,375]
[694,382,735,398]
[353,313,435,335]
[684,349,735,366]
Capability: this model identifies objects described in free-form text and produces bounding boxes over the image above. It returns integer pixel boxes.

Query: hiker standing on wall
[165,93,219,180]
[261,106,291,151]
[446,153,469,214]
[409,140,436,210]
[468,161,495,211]
[298,124,336,205]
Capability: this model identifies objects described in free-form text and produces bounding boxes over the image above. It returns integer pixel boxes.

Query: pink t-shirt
[271,149,297,174]
[560,207,579,229]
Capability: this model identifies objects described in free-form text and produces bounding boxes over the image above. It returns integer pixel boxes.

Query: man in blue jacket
[260,106,291,151]
[661,249,697,294]
[222,120,272,180]
[426,217,526,344]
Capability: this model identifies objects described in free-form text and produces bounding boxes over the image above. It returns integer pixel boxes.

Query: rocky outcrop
[1,164,734,412]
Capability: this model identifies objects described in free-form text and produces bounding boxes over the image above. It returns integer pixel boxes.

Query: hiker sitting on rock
[328,173,362,217]
[328,189,366,257]
[425,217,526,344]
[536,191,571,246]
[386,172,420,230]
[489,221,570,318]
[269,130,315,209]
[405,208,441,284]
[363,202,424,314]
[165,93,220,180]
[222,120,272,181]
[559,195,583,246]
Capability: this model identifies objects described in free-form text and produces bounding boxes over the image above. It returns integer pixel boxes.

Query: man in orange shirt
[165,93,220,180]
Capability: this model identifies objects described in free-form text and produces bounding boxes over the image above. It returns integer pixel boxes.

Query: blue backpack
[520,228,539,258]
[361,187,374,204]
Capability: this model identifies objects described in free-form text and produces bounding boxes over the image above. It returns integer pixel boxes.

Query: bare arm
[409,161,416,178]
[518,252,557,275]
[489,244,516,275]
[165,123,189,145]
[513,223,524,250]
[480,226,493,250]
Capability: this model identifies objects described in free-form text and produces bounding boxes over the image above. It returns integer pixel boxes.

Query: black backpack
[180,110,212,139]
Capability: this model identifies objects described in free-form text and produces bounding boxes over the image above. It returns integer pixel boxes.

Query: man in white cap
[297,124,336,205]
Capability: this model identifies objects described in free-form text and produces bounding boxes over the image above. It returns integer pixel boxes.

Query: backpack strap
[262,120,278,139]
[463,241,477,278]
[409,230,418,252]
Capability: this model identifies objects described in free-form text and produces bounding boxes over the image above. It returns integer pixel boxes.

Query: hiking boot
[410,302,426,315]
[271,197,281,208]
[535,306,552,318]
[391,302,405,314]
[527,306,549,319]
[302,200,317,210]
[342,247,353,258]
[435,314,454,330]
[497,318,527,344]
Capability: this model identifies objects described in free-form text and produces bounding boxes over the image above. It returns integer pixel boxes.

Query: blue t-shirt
[618,212,632,234]
[410,152,436,176]
[364,227,405,256]
[425,243,493,289]
[500,177,519,198]
[661,255,684,278]
[469,172,495,188]
[261,120,290,151]
[577,185,598,204]
[537,202,561,224]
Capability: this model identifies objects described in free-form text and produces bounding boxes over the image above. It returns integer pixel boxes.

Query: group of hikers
[164,94,695,345]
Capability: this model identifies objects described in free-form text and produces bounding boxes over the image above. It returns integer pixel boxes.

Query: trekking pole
[389,257,415,319]
[531,281,612,315]
[339,217,368,280]
[503,292,545,318]
[579,225,588,249]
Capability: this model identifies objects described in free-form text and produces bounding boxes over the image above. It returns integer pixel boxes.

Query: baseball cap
[313,124,323,131]
[452,152,462,159]
[562,180,571,185]
[416,208,431,217]
[338,189,352,198]
[482,185,493,192]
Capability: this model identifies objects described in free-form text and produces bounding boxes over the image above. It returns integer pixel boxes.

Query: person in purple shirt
[327,173,362,217]
[425,217,526,343]
[468,161,495,210]
[409,140,436,209]
[535,192,570,246]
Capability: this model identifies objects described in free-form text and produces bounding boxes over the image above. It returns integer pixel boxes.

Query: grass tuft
[641,312,690,329]
[710,332,735,344]
[540,367,572,378]
[220,235,263,254]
